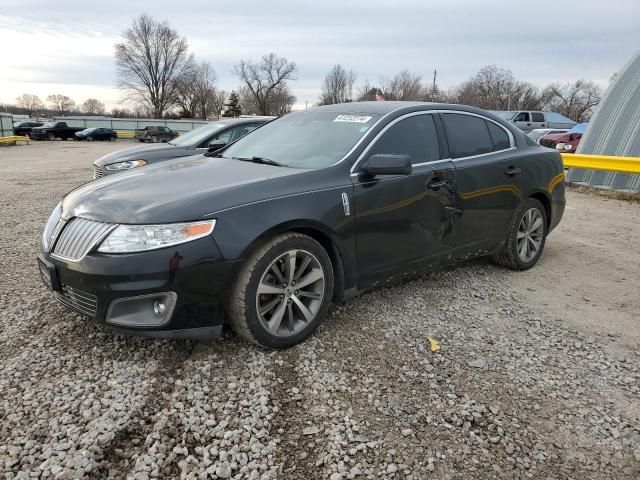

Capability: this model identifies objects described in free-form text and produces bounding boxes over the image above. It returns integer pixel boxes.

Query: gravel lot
[1,141,639,479]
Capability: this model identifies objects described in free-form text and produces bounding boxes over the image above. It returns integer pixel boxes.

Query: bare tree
[82,98,105,115]
[206,89,227,119]
[319,64,357,105]
[541,80,601,122]
[15,94,44,115]
[115,14,193,118]
[233,53,297,115]
[380,70,423,100]
[356,80,382,101]
[46,94,75,115]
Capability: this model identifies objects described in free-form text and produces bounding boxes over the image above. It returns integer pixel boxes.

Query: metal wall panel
[567,50,640,192]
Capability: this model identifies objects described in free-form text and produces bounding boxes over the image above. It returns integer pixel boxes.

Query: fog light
[153,299,166,317]
[106,292,177,327]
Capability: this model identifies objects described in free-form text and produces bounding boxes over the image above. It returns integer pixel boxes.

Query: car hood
[62,155,312,224]
[94,143,193,166]
[541,133,571,142]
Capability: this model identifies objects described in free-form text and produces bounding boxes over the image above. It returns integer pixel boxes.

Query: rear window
[442,114,494,158]
[485,121,511,150]
[531,112,545,122]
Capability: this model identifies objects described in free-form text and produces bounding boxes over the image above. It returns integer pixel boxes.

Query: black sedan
[38,102,565,348]
[75,127,117,142]
[92,118,271,178]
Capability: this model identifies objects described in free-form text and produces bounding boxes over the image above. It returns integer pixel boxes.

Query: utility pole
[432,70,437,91]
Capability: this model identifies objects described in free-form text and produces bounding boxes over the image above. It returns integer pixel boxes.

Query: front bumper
[38,236,239,338]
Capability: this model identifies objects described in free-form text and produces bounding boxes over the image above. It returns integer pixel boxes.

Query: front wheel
[151,135,158,143]
[88,136,94,142]
[47,133,55,141]
[492,198,547,270]
[228,233,334,349]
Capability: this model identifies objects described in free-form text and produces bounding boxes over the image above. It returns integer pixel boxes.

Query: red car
[539,123,587,153]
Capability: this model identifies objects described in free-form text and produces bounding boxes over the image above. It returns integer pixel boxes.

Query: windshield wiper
[233,156,284,167]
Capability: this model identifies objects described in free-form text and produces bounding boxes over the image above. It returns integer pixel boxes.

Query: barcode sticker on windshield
[333,115,372,123]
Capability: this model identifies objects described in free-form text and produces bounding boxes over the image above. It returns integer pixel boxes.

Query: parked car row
[13,121,44,137]
[135,126,179,143]
[39,102,566,348]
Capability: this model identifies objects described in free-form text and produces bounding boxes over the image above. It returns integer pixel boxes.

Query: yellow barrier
[116,131,135,138]
[562,153,640,174]
[0,135,30,144]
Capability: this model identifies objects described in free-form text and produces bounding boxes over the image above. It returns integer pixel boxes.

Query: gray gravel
[1,142,639,479]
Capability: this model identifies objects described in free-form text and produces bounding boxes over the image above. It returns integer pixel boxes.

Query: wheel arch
[238,220,347,303]
[528,190,552,228]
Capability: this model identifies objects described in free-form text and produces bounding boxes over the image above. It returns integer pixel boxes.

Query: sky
[1,0,639,112]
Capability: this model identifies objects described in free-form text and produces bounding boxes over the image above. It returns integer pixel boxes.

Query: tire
[88,136,94,142]
[492,198,547,270]
[47,133,55,141]
[228,233,334,349]
[151,135,158,143]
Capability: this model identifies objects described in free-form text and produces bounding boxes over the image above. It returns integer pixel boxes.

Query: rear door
[352,112,456,289]
[531,112,546,130]
[440,112,522,259]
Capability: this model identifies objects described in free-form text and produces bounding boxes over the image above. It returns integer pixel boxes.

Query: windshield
[41,122,56,128]
[528,129,549,141]
[82,128,97,133]
[492,111,515,121]
[221,110,380,169]
[569,123,588,134]
[169,123,226,147]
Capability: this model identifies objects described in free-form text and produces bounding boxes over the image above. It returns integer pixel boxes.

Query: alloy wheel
[517,208,544,262]
[256,249,325,337]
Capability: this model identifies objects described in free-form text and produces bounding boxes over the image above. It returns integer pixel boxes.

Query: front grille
[52,218,114,261]
[93,165,104,179]
[54,284,97,317]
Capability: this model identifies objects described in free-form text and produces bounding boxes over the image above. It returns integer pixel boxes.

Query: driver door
[351,113,456,290]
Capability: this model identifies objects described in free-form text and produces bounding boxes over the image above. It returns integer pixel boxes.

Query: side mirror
[207,139,227,152]
[361,154,412,176]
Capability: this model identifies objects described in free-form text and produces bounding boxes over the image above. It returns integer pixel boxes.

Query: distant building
[568,50,640,192]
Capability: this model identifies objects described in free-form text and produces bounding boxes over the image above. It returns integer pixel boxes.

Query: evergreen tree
[223,91,242,117]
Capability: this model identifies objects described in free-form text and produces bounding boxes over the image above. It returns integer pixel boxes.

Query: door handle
[427,179,449,190]
[504,166,522,176]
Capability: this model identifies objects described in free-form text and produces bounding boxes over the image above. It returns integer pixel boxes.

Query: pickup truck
[134,126,179,143]
[492,111,576,133]
[30,122,84,140]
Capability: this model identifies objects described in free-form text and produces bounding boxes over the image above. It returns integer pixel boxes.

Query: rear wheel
[492,198,547,270]
[151,135,158,143]
[47,133,55,141]
[88,136,94,142]
[229,233,334,349]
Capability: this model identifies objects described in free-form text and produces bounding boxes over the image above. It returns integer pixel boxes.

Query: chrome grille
[52,218,114,261]
[54,284,97,317]
[93,165,104,179]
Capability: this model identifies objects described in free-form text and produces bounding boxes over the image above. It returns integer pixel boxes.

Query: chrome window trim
[350,109,517,174]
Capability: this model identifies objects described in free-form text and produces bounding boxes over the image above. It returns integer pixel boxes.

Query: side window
[531,112,545,122]
[485,121,511,151]
[366,114,440,165]
[231,123,260,141]
[442,114,493,158]
[213,127,236,144]
[513,112,530,122]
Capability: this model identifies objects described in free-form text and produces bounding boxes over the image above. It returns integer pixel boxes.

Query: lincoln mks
[38,102,565,349]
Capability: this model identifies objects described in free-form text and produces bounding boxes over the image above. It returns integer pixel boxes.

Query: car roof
[310,101,496,116]
[212,117,273,125]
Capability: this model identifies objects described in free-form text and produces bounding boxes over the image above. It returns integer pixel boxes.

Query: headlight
[42,202,63,251]
[105,160,147,171]
[97,220,216,253]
